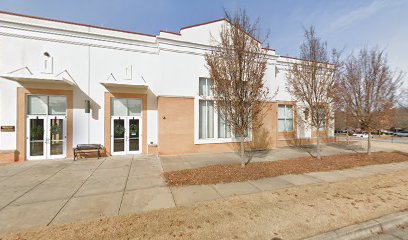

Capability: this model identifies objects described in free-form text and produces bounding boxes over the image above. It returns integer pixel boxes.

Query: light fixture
[85,100,91,113]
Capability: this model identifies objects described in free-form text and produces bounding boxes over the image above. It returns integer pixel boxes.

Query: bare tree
[393,107,408,129]
[396,86,408,129]
[337,48,402,154]
[286,26,341,159]
[335,110,358,144]
[205,9,270,167]
[399,87,408,110]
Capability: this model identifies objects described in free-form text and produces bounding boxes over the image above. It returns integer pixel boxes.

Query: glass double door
[26,115,67,160]
[111,116,141,155]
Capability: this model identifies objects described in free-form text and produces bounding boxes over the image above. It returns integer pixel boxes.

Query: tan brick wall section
[0,151,17,164]
[250,102,277,150]
[157,97,335,155]
[157,97,236,155]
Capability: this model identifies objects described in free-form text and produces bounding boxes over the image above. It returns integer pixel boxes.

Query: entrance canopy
[100,81,148,89]
[100,73,149,91]
[0,67,77,86]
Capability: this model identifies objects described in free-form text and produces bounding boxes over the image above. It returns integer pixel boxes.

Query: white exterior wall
[0,80,18,150]
[0,12,332,154]
[0,13,160,151]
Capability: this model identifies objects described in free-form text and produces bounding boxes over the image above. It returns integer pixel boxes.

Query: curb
[305,211,408,240]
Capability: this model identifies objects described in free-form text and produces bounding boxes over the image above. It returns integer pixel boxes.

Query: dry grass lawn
[165,151,408,186]
[1,169,408,240]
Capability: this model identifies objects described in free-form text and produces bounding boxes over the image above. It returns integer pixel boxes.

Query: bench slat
[74,144,103,160]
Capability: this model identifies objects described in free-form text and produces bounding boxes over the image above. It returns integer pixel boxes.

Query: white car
[353,133,369,138]
[395,131,408,137]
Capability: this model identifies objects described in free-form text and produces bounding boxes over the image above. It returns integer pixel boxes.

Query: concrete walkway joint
[0,143,407,234]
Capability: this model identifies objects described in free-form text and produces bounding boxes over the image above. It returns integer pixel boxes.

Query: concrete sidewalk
[160,142,395,172]
[0,143,407,234]
[0,155,174,233]
[169,161,408,207]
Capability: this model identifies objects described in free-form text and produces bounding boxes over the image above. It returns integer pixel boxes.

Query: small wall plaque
[1,126,15,132]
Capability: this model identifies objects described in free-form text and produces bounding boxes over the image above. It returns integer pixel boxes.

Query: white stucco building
[0,11,334,163]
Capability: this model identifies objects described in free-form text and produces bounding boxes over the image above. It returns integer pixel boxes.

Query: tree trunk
[346,132,350,144]
[316,128,321,160]
[367,131,372,155]
[240,135,245,168]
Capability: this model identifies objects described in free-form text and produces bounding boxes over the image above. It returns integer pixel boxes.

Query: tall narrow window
[278,105,294,132]
[199,77,212,96]
[198,78,214,139]
[199,100,214,139]
[318,108,326,131]
[218,112,231,138]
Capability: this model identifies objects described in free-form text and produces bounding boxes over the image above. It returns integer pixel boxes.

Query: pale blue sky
[0,0,407,77]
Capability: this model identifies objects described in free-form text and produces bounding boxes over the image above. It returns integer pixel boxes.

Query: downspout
[87,45,91,144]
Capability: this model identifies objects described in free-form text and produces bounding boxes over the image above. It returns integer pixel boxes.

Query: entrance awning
[0,68,77,86]
[100,81,148,89]
[100,73,149,91]
[0,74,77,86]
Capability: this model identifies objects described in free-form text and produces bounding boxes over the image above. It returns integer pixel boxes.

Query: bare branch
[286,26,341,159]
[205,9,270,167]
[337,47,402,154]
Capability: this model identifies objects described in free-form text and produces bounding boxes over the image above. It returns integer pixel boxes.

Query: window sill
[195,137,252,145]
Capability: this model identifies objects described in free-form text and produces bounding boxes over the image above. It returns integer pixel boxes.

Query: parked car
[352,132,370,138]
[335,130,348,134]
[394,131,408,137]
[381,130,393,134]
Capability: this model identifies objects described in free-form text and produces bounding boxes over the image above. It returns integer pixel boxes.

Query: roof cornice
[0,10,156,38]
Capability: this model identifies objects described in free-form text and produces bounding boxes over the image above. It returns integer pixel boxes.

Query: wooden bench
[73,144,103,160]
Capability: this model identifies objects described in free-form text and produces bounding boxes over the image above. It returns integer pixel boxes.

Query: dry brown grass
[2,169,408,240]
[164,151,408,186]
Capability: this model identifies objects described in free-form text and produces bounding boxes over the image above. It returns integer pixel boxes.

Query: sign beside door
[1,126,15,132]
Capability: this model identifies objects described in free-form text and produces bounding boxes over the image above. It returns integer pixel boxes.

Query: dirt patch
[164,151,408,186]
[2,169,408,240]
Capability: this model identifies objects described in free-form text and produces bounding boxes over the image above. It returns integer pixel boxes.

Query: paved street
[308,211,408,240]
[0,143,407,234]
[337,135,408,145]
[368,223,408,240]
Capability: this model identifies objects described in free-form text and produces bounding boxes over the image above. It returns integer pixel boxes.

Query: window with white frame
[318,108,326,131]
[111,98,142,116]
[218,111,231,138]
[197,77,250,141]
[199,100,214,138]
[278,105,294,132]
[27,95,67,115]
[198,78,214,139]
[199,77,212,96]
